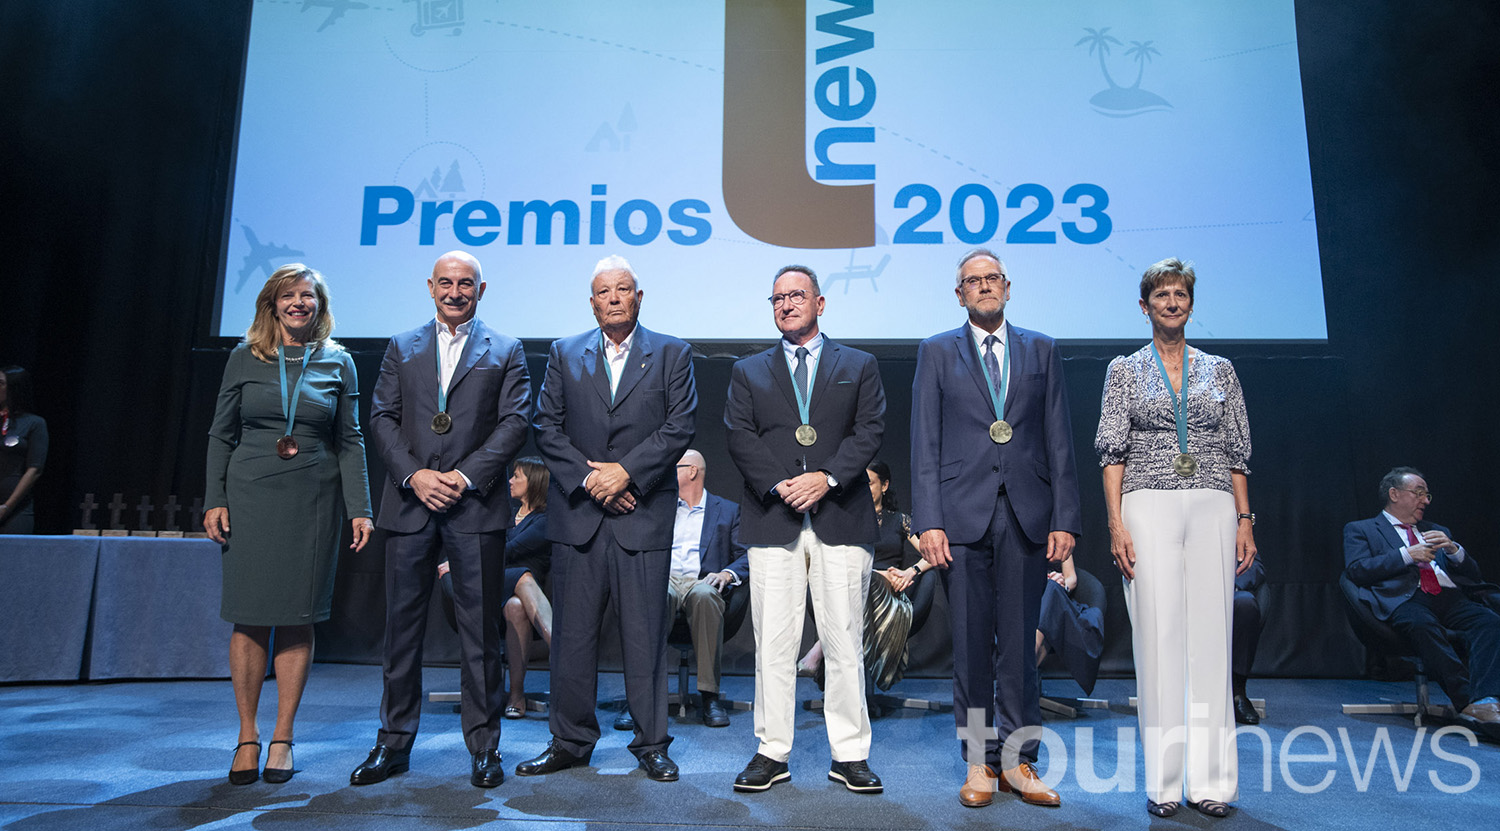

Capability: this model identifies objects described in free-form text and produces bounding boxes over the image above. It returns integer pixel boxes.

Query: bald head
[676,448,706,505]
[429,250,486,332]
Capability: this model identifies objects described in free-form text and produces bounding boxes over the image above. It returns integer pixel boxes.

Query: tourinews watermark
[958,710,1485,795]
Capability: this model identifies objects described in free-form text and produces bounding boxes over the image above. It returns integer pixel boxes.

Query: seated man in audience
[617,449,748,731]
[1344,466,1500,739]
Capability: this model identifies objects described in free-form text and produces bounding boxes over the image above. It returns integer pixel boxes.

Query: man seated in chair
[1344,466,1500,739]
[617,449,748,730]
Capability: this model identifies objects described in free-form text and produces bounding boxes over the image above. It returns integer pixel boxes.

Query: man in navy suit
[353,251,531,789]
[1344,466,1500,737]
[911,248,1080,808]
[518,255,697,782]
[662,448,748,727]
[725,265,886,794]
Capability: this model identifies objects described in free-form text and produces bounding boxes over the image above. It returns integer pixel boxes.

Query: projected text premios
[359,182,1113,248]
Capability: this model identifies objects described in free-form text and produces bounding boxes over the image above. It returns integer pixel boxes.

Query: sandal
[1188,799,1232,818]
[229,740,261,786]
[262,739,295,784]
[1147,799,1180,817]
[504,705,525,719]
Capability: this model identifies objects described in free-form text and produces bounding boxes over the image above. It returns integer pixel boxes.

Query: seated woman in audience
[1035,556,1105,696]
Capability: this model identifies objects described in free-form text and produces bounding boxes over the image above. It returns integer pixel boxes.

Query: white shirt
[437,317,474,393]
[602,326,634,399]
[671,492,707,579]
[781,332,824,400]
[1382,510,1463,589]
[968,319,1008,364]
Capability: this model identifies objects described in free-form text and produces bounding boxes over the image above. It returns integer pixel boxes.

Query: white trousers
[749,521,873,762]
[1123,488,1239,804]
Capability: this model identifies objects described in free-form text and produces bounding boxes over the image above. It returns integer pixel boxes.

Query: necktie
[983,335,1002,391]
[794,346,809,402]
[1398,523,1442,595]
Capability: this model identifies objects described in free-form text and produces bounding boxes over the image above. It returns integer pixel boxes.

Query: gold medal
[1173,453,1197,477]
[276,435,299,460]
[989,420,1013,444]
[431,412,452,434]
[795,424,818,446]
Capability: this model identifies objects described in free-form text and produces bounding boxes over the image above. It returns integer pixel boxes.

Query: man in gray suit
[519,255,697,782]
[353,251,532,788]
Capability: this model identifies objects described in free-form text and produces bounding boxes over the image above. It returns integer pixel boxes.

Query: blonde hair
[244,264,338,361]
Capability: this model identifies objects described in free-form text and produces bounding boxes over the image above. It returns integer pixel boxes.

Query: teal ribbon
[975,332,1010,422]
[784,346,812,424]
[437,337,450,415]
[1150,341,1191,453]
[278,345,315,437]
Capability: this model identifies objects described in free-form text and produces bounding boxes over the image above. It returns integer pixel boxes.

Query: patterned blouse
[1094,344,1251,494]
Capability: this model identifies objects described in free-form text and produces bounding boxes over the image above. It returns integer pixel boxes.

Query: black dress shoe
[638,750,679,782]
[262,740,295,784]
[228,740,261,786]
[350,744,410,785]
[829,759,883,793]
[734,753,790,792]
[515,741,591,776]
[1233,694,1260,725]
[613,710,635,731]
[701,694,730,728]
[471,749,504,788]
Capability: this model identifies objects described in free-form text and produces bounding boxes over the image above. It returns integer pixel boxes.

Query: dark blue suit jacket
[1343,515,1491,621]
[724,336,886,547]
[533,324,697,551]
[910,322,1081,545]
[697,492,749,582]
[370,318,531,534]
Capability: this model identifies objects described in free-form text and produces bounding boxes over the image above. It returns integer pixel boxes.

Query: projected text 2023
[358,182,1112,248]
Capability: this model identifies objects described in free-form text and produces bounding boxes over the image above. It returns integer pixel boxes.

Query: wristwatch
[823,472,839,490]
[1236,512,1256,525]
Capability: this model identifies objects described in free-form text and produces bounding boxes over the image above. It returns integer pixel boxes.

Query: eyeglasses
[768,289,812,307]
[1398,488,1433,501]
[960,274,1007,290]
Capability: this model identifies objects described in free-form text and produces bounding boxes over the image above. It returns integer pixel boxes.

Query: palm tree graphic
[1078,27,1171,116]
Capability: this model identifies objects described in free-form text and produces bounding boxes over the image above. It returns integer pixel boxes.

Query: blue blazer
[725,336,886,547]
[533,324,697,551]
[370,318,532,534]
[698,492,749,582]
[910,322,1081,546]
[1343,516,1492,621]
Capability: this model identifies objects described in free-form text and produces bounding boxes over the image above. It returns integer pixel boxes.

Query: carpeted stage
[2,667,1494,831]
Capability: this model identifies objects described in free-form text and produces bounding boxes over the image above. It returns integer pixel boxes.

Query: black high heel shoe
[229,740,261,786]
[262,740,295,784]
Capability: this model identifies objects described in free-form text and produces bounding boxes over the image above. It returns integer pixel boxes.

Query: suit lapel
[770,345,800,414]
[412,321,440,403]
[698,496,719,566]
[809,337,842,419]
[608,325,653,409]
[447,320,492,394]
[1004,322,1026,414]
[1377,515,1409,552]
[583,329,611,406]
[956,324,994,416]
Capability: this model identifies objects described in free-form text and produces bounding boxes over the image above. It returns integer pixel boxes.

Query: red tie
[1399,523,1442,595]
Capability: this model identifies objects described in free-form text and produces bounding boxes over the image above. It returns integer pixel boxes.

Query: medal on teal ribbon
[276,345,314,459]
[784,348,817,446]
[432,338,453,434]
[976,333,1012,444]
[1150,342,1196,477]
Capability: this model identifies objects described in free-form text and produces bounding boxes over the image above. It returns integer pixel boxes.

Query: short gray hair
[1379,466,1424,506]
[592,254,639,288]
[773,264,821,296]
[955,247,1006,288]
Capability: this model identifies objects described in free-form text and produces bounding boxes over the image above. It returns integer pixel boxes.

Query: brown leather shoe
[959,764,997,807]
[997,762,1061,807]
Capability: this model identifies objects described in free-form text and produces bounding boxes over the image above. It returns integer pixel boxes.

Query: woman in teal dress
[204,264,373,785]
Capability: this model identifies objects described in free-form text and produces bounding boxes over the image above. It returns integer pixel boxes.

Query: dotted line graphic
[478,18,723,74]
[1114,220,1283,233]
[1199,41,1296,62]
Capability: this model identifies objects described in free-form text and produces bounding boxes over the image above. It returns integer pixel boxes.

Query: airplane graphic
[236,224,304,292]
[302,0,369,34]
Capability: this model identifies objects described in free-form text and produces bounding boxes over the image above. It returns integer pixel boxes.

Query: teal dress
[205,342,372,626]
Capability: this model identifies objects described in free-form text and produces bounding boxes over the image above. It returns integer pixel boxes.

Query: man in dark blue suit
[518,255,697,782]
[726,265,886,794]
[1344,466,1500,737]
[353,251,531,788]
[911,248,1080,809]
[663,448,748,727]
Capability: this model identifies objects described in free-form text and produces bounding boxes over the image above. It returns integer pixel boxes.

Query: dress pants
[749,520,873,762]
[1232,588,1262,678]
[1389,587,1500,711]
[942,491,1046,766]
[379,517,505,754]
[1123,487,1238,804]
[548,525,672,759]
[668,573,727,694]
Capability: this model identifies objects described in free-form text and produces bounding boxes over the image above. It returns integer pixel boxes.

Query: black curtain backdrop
[2,1,1497,679]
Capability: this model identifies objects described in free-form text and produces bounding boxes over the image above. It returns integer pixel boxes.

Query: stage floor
[2,666,1495,831]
